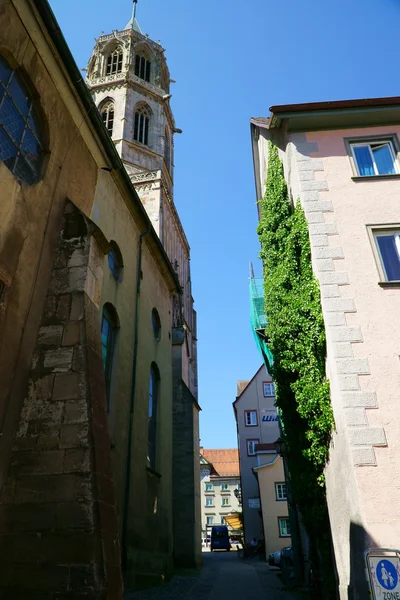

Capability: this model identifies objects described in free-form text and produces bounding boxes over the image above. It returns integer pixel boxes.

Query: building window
[263,382,275,397]
[207,516,214,525]
[370,227,400,282]
[100,100,114,136]
[205,483,213,491]
[101,304,119,410]
[350,139,398,176]
[148,363,160,470]
[152,308,161,341]
[221,483,229,491]
[106,49,123,75]
[221,498,229,507]
[107,242,123,282]
[164,126,171,172]
[278,517,291,537]
[0,53,44,185]
[135,54,151,82]
[221,517,225,524]
[275,483,287,501]
[134,104,150,145]
[205,498,213,507]
[247,439,259,456]
[245,410,257,426]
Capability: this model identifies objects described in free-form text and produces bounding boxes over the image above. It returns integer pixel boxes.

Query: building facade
[233,365,282,543]
[86,9,201,570]
[199,449,241,538]
[251,97,400,599]
[0,0,184,596]
[253,450,291,557]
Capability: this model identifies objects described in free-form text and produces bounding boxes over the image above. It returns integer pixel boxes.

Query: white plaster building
[233,365,282,543]
[251,97,400,599]
[86,6,201,569]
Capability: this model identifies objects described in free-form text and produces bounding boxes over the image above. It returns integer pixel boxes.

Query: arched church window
[100,100,114,136]
[134,104,150,146]
[135,54,151,83]
[106,48,123,76]
[164,127,171,172]
[0,52,44,185]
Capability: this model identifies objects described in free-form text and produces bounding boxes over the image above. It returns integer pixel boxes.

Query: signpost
[365,549,400,600]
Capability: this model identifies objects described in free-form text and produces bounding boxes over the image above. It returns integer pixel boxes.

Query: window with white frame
[278,517,291,537]
[370,227,400,281]
[205,498,213,507]
[205,483,213,491]
[245,410,257,426]
[207,516,214,525]
[221,516,225,524]
[221,498,229,506]
[350,138,398,176]
[247,439,259,456]
[221,483,229,491]
[275,482,287,501]
[263,383,275,397]
[106,48,123,76]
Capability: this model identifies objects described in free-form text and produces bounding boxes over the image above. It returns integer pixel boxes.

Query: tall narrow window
[148,363,160,469]
[164,127,171,172]
[135,54,151,82]
[134,104,150,145]
[100,100,115,136]
[101,304,119,410]
[0,53,44,185]
[106,49,123,76]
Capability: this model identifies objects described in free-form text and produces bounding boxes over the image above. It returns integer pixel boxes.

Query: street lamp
[234,488,242,506]
[274,437,285,457]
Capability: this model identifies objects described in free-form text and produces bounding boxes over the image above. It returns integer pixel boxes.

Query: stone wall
[0,202,123,599]
[172,343,201,568]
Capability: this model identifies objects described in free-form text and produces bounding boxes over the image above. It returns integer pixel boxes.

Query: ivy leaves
[257,141,334,532]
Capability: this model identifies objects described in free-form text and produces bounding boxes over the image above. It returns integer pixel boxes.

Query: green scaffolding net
[249,276,274,371]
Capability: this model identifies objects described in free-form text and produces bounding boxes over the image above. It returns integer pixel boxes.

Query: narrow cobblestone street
[125,551,303,600]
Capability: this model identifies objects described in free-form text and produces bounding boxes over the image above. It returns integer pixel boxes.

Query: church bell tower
[86,2,178,242]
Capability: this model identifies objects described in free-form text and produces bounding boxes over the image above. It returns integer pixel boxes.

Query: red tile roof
[200,448,240,477]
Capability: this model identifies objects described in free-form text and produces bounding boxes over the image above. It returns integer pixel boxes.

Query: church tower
[86,2,201,572]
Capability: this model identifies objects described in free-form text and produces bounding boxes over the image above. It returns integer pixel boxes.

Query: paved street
[125,550,302,599]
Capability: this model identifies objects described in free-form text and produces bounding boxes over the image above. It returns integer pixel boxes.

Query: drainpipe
[121,229,149,571]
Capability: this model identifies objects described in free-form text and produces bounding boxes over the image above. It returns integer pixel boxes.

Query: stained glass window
[0,53,43,185]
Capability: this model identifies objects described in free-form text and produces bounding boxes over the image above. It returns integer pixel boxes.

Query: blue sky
[49,0,400,448]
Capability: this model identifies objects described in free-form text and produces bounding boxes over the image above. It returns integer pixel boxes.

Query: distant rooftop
[200,448,240,477]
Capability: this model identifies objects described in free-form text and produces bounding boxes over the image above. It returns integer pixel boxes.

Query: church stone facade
[0,0,199,597]
[86,11,201,570]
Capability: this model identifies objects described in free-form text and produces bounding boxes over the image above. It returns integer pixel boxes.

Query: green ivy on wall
[257,141,335,589]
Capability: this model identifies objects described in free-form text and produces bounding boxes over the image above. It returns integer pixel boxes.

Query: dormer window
[100,100,114,136]
[106,49,123,76]
[135,54,151,82]
[134,104,150,145]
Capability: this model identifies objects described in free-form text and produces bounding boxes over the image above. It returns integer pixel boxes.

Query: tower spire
[123,0,142,32]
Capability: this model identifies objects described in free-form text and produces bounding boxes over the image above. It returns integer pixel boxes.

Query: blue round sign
[376,559,398,590]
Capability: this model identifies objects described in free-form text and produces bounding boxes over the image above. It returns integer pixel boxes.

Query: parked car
[268,550,281,567]
[210,526,230,551]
